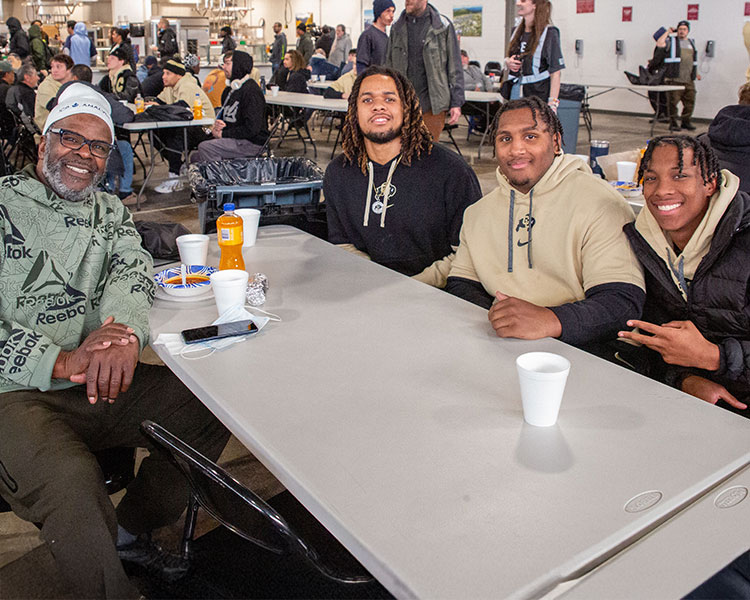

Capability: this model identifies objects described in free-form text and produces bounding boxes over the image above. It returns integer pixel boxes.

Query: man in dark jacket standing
[270,22,287,73]
[6,17,30,60]
[620,135,750,419]
[357,0,395,74]
[295,24,314,64]
[191,52,268,162]
[157,18,178,58]
[652,21,701,131]
[385,0,463,142]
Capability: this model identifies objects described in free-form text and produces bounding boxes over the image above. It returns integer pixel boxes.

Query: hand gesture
[488,292,562,339]
[53,316,137,382]
[681,375,747,410]
[505,55,522,72]
[618,320,719,370]
[70,340,140,405]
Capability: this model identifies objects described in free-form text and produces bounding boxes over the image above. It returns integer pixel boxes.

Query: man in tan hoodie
[446,96,645,348]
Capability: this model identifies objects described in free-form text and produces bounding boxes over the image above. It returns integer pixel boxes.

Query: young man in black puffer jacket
[191,51,268,162]
[619,135,750,419]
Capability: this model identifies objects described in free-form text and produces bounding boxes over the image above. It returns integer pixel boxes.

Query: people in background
[0,61,16,138]
[6,63,38,118]
[446,97,644,350]
[66,21,97,67]
[339,47,357,76]
[109,27,136,72]
[386,0,464,142]
[357,0,395,74]
[620,136,749,418]
[325,66,482,288]
[98,47,141,103]
[295,24,314,64]
[698,84,750,194]
[315,24,334,57]
[35,53,74,131]
[220,26,236,54]
[328,24,352,70]
[503,0,564,112]
[6,18,29,60]
[152,59,214,192]
[157,18,178,58]
[192,51,268,163]
[30,19,49,44]
[280,50,311,93]
[141,55,164,97]
[184,53,201,85]
[270,22,287,73]
[653,21,700,131]
[203,54,228,109]
[28,23,51,75]
[323,51,357,99]
[461,49,490,91]
[0,83,230,598]
[308,48,339,80]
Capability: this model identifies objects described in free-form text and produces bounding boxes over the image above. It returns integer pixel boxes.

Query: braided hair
[493,96,564,144]
[341,65,432,173]
[637,135,722,187]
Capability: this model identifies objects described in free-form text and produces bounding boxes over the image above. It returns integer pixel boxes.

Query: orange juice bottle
[216,203,245,270]
[193,93,203,120]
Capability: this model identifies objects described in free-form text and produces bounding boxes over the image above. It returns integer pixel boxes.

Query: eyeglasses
[48,128,115,159]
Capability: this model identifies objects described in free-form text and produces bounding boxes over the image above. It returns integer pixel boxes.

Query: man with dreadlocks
[446,96,644,350]
[324,65,481,288]
[619,135,750,418]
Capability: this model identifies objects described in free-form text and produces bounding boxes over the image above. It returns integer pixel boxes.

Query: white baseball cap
[42,83,115,142]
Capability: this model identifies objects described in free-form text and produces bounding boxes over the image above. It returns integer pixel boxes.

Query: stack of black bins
[189,157,325,235]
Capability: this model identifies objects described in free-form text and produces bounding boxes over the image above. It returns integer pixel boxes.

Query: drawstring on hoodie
[507,189,534,272]
[363,156,401,228]
[666,248,688,298]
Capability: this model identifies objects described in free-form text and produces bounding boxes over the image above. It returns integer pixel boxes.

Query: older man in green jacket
[0,83,228,599]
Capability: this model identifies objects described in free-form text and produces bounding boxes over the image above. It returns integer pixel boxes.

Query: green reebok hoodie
[0,165,154,394]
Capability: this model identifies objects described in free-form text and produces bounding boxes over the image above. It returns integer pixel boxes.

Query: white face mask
[154,305,279,360]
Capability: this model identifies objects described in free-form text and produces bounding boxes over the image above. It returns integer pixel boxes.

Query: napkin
[153,306,271,359]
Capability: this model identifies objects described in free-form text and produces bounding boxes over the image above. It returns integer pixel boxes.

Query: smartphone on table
[181,320,258,344]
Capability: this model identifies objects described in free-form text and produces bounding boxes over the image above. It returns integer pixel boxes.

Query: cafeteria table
[560,465,750,598]
[149,226,750,599]
[122,117,214,210]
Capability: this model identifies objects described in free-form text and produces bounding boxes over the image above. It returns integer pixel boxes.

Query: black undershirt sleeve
[548,282,645,346]
[445,276,494,310]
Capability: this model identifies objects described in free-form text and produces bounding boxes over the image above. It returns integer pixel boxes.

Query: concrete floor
[0,109,709,599]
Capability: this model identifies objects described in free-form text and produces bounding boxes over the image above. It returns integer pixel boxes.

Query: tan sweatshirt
[449,154,645,306]
[158,74,215,120]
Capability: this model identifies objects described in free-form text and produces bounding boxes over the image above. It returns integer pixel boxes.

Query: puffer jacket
[700,105,750,194]
[624,182,750,410]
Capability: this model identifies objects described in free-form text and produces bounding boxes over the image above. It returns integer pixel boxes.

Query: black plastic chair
[140,420,375,586]
[484,60,503,76]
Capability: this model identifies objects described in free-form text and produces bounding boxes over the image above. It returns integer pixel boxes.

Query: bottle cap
[223,203,235,211]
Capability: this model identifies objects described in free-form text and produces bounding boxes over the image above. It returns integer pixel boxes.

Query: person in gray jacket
[327,24,352,70]
[385,0,464,142]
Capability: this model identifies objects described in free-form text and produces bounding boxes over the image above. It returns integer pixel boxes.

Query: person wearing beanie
[137,54,157,82]
[357,0,395,74]
[295,23,314,63]
[652,20,701,131]
[183,52,201,85]
[151,58,214,192]
[0,82,231,599]
[192,50,268,162]
[385,0,465,142]
[141,55,164,97]
[0,60,15,138]
[98,47,142,102]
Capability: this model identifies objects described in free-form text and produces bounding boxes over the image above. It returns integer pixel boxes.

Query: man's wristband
[548,97,560,108]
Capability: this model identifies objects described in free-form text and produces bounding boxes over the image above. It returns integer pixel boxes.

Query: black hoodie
[6,18,30,59]
[701,105,750,194]
[218,52,268,146]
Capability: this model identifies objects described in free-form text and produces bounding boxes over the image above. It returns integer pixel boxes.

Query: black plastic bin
[189,157,325,234]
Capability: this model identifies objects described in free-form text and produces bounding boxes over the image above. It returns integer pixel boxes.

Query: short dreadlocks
[638,135,722,187]
[341,65,432,173]
[493,96,564,143]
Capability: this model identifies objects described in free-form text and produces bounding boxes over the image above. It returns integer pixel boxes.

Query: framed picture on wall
[364,9,374,29]
[453,6,483,37]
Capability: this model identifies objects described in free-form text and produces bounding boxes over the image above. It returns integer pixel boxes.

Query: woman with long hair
[503,0,564,112]
[280,49,310,93]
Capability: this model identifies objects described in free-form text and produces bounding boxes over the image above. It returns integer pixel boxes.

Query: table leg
[136,129,156,211]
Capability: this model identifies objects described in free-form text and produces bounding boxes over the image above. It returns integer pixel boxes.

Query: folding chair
[140,420,376,587]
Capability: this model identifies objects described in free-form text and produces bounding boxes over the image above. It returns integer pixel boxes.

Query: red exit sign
[687,3,699,20]
[622,6,632,21]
